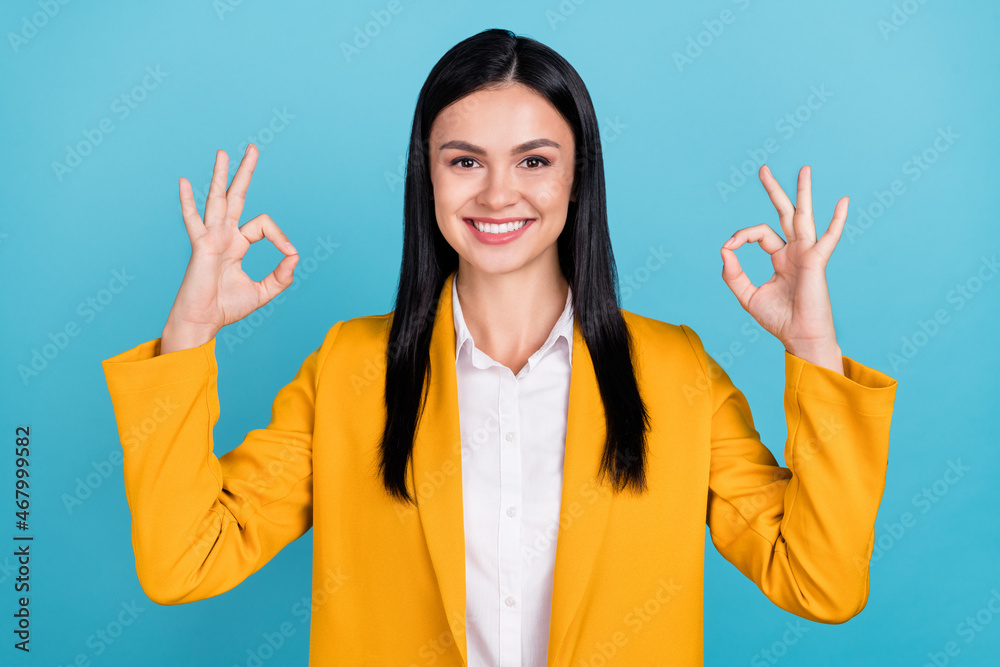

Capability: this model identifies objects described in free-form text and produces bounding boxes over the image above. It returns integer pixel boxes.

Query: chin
[456,251,540,277]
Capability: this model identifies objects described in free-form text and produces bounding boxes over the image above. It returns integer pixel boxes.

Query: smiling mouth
[464,218,534,234]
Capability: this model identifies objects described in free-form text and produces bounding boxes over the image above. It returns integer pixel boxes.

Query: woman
[102,28,898,666]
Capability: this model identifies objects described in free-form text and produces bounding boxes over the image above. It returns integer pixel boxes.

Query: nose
[476,166,519,210]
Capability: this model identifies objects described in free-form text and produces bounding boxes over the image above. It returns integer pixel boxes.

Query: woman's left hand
[720,164,846,374]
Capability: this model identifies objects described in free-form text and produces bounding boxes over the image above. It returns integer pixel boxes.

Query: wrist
[160,319,217,355]
[785,341,844,374]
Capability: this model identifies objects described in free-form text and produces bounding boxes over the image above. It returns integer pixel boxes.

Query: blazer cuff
[784,350,897,416]
[101,336,217,395]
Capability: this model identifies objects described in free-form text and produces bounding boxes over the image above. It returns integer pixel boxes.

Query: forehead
[430,83,572,144]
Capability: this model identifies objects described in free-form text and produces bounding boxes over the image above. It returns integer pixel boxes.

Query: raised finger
[722,223,786,256]
[793,165,814,242]
[759,165,795,240]
[225,144,259,227]
[178,177,205,244]
[204,149,230,229]
[815,195,849,261]
[239,213,298,256]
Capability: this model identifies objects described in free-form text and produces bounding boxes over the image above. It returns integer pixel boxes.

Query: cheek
[432,171,474,205]
[530,174,572,210]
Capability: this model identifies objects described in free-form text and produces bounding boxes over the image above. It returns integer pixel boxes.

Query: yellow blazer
[101,269,898,666]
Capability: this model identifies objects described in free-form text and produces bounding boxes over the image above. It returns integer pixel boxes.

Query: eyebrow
[438,138,561,155]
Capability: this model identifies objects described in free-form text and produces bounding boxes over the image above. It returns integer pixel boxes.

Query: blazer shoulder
[338,311,393,340]
[620,309,704,349]
[315,311,393,368]
[619,309,713,374]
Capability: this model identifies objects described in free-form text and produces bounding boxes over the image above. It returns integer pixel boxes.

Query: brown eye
[450,157,478,168]
[523,156,550,169]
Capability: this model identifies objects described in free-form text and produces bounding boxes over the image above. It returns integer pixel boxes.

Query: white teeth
[470,219,530,234]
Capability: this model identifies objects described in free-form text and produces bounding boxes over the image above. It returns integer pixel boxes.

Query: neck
[453,256,570,361]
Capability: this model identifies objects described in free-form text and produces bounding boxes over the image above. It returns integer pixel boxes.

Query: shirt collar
[452,273,574,370]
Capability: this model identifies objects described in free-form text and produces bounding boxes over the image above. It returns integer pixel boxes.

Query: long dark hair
[379,28,650,505]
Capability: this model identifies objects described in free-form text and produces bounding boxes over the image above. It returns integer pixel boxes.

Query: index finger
[225,143,259,226]
[759,165,795,241]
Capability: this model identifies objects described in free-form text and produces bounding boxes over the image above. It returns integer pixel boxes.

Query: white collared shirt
[452,275,575,667]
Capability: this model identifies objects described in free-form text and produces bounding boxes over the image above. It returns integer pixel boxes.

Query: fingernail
[724,237,735,247]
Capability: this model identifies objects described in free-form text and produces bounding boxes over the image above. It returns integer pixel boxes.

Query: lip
[464,217,534,245]
[466,216,531,223]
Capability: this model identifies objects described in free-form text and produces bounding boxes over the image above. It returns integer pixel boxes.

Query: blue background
[1,0,997,665]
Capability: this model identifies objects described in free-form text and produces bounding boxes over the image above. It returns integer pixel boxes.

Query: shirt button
[505,596,517,608]
[506,506,517,517]
[505,432,516,442]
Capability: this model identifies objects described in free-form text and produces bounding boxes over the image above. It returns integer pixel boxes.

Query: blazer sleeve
[680,325,898,624]
[100,321,344,605]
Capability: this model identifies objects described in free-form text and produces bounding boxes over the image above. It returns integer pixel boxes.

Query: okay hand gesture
[719,165,846,373]
[161,145,299,353]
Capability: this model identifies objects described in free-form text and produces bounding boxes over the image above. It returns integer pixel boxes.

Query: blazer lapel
[410,270,469,664]
[546,309,615,665]
[411,269,614,667]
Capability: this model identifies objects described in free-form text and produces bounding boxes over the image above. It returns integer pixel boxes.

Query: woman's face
[428,82,576,277]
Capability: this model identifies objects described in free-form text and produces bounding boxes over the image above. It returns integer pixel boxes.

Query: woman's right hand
[160,145,299,354]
